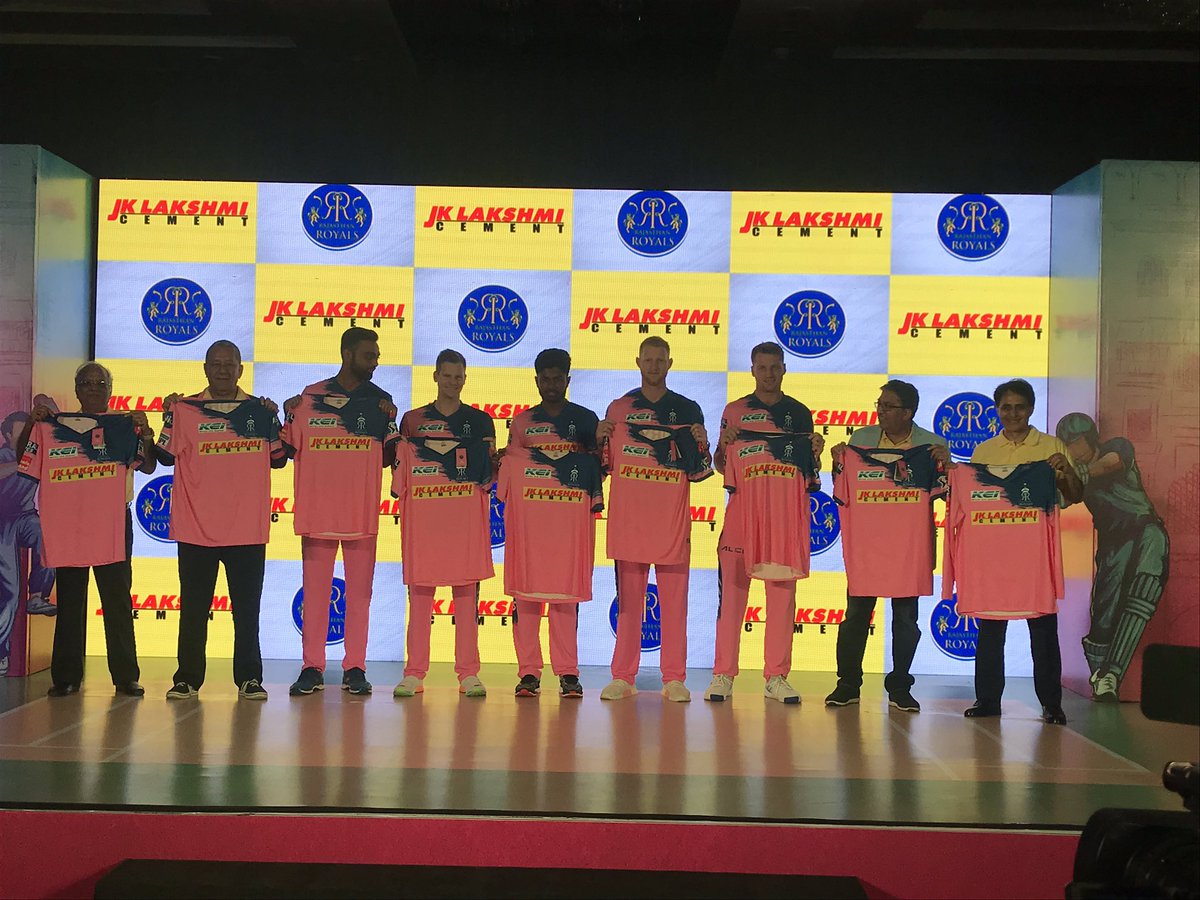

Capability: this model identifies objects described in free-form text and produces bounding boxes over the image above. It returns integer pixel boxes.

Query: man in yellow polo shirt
[966,378,1082,725]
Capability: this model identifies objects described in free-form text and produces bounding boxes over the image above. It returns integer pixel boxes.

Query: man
[0,411,57,676]
[154,340,287,701]
[393,348,496,700]
[282,327,399,697]
[825,379,949,713]
[16,362,156,696]
[1055,412,1169,702]
[597,336,709,703]
[503,347,601,699]
[706,341,823,704]
[966,378,1082,725]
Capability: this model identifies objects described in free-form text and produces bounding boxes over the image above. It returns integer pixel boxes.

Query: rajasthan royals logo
[937,193,1009,261]
[489,485,505,549]
[302,183,372,251]
[935,392,1000,462]
[931,595,978,661]
[141,277,211,346]
[291,577,347,645]
[135,475,173,543]
[458,284,528,353]
[809,490,841,555]
[618,190,688,257]
[609,582,662,652]
[773,290,846,359]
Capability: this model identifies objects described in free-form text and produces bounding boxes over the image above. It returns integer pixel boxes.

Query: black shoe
[515,674,541,697]
[47,683,80,697]
[341,668,372,696]
[115,681,145,697]
[559,675,584,698]
[964,701,1002,718]
[824,685,860,707]
[888,690,921,712]
[1041,705,1067,725]
[289,666,325,696]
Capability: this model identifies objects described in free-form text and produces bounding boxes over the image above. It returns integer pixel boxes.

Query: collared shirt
[848,423,946,451]
[196,388,251,401]
[879,429,914,449]
[970,426,1069,466]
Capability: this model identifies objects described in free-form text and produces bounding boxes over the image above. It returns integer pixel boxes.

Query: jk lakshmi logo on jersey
[141,277,212,346]
[773,290,846,358]
[971,509,1040,525]
[135,475,173,543]
[458,285,528,352]
[618,190,688,257]
[809,490,841,555]
[105,196,250,227]
[421,203,566,233]
[609,583,662,652]
[737,209,884,238]
[897,311,1043,342]
[931,595,978,660]
[935,392,1000,462]
[936,193,1010,261]
[302,184,373,251]
[292,577,347,645]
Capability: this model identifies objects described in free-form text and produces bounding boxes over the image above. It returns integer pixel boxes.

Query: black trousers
[975,614,1062,708]
[51,509,138,686]
[836,595,920,693]
[174,542,266,689]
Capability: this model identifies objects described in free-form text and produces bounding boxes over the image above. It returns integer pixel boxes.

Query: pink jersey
[942,463,1064,619]
[18,415,144,567]
[604,390,711,566]
[506,402,599,454]
[281,379,399,538]
[391,437,494,587]
[723,433,815,580]
[158,398,285,547]
[833,446,944,598]
[498,446,603,603]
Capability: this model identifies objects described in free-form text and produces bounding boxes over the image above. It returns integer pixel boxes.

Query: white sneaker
[764,675,801,704]
[662,680,691,702]
[1092,672,1119,703]
[459,675,487,698]
[704,674,734,702]
[393,675,424,698]
[599,678,637,701]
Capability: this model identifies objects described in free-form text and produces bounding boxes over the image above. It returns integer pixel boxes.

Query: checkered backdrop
[92,181,1050,676]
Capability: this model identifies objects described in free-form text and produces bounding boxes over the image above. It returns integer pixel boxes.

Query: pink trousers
[512,599,580,678]
[300,535,378,673]
[611,559,689,685]
[404,583,481,680]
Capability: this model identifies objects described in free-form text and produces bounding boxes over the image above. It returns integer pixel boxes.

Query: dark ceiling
[1,0,1197,191]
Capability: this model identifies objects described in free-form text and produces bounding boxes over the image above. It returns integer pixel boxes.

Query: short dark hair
[205,339,242,364]
[639,335,670,356]
[880,379,919,413]
[341,327,378,354]
[534,348,571,375]
[993,378,1036,407]
[751,341,785,363]
[2,411,29,440]
[435,348,467,370]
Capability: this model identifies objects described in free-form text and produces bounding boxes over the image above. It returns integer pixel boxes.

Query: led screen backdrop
[92,181,1051,677]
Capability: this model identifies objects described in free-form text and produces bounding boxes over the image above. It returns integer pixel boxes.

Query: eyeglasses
[76,379,110,388]
[874,402,907,411]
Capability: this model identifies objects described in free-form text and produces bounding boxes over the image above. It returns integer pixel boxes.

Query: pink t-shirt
[723,434,815,580]
[498,446,603,603]
[941,463,1064,619]
[158,398,285,547]
[391,438,494,587]
[18,415,144,567]
[280,379,399,538]
[603,390,711,566]
[833,446,944,598]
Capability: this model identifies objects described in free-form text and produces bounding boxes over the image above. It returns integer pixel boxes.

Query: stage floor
[0,659,1191,829]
